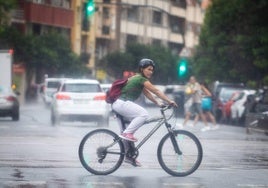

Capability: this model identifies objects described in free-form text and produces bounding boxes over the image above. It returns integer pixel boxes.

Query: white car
[230,89,256,124]
[100,83,112,93]
[50,79,110,126]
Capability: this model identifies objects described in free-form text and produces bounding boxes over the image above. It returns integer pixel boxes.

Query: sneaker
[119,133,138,142]
[211,125,220,130]
[175,123,184,129]
[124,157,142,167]
[201,126,211,132]
[188,124,194,128]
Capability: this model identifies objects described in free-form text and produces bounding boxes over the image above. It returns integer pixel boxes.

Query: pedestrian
[198,82,219,130]
[182,76,210,131]
[112,58,177,166]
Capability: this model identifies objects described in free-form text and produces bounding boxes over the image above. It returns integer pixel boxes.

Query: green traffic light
[179,64,186,72]
[85,0,95,17]
[178,58,188,77]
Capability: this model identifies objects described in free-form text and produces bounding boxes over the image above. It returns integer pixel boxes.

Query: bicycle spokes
[157,130,203,176]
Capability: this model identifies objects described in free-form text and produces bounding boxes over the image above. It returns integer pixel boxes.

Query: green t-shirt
[120,74,148,101]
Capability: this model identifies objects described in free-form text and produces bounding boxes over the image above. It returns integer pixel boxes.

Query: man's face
[190,77,196,84]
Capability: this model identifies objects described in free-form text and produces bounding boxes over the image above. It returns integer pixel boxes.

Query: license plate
[74,99,90,104]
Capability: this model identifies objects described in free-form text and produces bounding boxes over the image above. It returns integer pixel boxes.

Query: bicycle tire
[78,129,124,175]
[157,130,203,177]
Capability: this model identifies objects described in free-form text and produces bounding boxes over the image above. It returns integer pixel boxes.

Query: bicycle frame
[117,105,181,155]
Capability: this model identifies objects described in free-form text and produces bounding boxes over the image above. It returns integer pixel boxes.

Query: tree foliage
[0,0,16,30]
[192,0,268,85]
[0,27,86,78]
[98,43,178,84]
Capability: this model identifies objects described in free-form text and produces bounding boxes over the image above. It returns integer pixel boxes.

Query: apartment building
[9,0,206,80]
[12,0,73,38]
[93,0,205,64]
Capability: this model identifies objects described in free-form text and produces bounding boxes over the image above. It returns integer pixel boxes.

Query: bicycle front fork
[169,130,182,155]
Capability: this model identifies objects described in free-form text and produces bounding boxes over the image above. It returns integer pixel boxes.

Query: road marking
[237,184,268,188]
[163,183,204,187]
[2,181,47,188]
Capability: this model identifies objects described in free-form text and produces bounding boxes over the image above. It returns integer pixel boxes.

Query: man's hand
[168,100,178,108]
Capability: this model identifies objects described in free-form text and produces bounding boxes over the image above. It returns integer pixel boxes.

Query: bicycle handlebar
[160,104,174,111]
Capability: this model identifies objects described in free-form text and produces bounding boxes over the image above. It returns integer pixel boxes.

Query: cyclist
[112,58,177,166]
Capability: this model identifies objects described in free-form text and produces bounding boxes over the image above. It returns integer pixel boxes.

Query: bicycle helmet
[138,58,155,69]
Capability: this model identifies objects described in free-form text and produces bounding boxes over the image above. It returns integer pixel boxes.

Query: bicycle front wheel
[157,130,203,177]
[78,129,124,175]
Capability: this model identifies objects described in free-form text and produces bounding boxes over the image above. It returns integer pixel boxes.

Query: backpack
[106,78,128,104]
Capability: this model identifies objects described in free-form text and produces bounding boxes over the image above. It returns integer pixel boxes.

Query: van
[42,78,67,105]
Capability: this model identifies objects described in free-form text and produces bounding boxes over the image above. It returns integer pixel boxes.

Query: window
[152,39,162,46]
[103,7,109,19]
[32,24,41,35]
[103,0,111,3]
[127,7,139,21]
[169,16,184,33]
[170,0,186,8]
[168,42,183,55]
[153,11,162,25]
[102,26,110,35]
[126,34,137,45]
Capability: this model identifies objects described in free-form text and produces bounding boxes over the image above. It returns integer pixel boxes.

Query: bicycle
[78,104,203,177]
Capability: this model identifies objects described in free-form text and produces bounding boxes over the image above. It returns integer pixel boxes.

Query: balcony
[24,2,74,28]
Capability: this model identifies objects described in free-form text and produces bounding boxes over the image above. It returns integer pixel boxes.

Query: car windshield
[47,81,61,88]
[219,88,243,100]
[236,92,245,101]
[62,83,101,93]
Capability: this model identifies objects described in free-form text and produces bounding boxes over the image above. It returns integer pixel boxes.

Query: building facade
[93,0,205,65]
[10,0,206,80]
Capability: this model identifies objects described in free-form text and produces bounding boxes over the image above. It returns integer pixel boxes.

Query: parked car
[0,86,20,121]
[213,87,245,122]
[230,89,256,125]
[50,79,110,126]
[41,78,68,105]
[212,81,245,99]
[244,88,268,134]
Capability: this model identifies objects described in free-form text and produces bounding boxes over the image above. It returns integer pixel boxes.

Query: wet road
[0,99,268,188]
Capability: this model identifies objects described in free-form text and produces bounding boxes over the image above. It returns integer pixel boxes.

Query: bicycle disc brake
[97,147,107,163]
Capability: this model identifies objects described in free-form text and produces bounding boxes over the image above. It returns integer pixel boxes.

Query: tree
[192,0,268,85]
[98,43,178,84]
[0,0,16,31]
[0,27,87,99]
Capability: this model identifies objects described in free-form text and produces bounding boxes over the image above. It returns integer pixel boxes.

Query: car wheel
[12,109,19,121]
[51,110,60,126]
[215,110,222,123]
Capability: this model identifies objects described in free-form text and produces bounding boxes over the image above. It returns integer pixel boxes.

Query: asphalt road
[0,99,268,188]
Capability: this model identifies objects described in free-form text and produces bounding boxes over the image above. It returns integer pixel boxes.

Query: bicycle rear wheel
[157,130,203,176]
[78,129,124,175]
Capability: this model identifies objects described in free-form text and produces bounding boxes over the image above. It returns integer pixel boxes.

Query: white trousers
[112,99,149,134]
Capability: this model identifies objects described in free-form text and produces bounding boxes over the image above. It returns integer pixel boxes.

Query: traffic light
[85,0,95,18]
[178,58,188,78]
[82,0,95,31]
